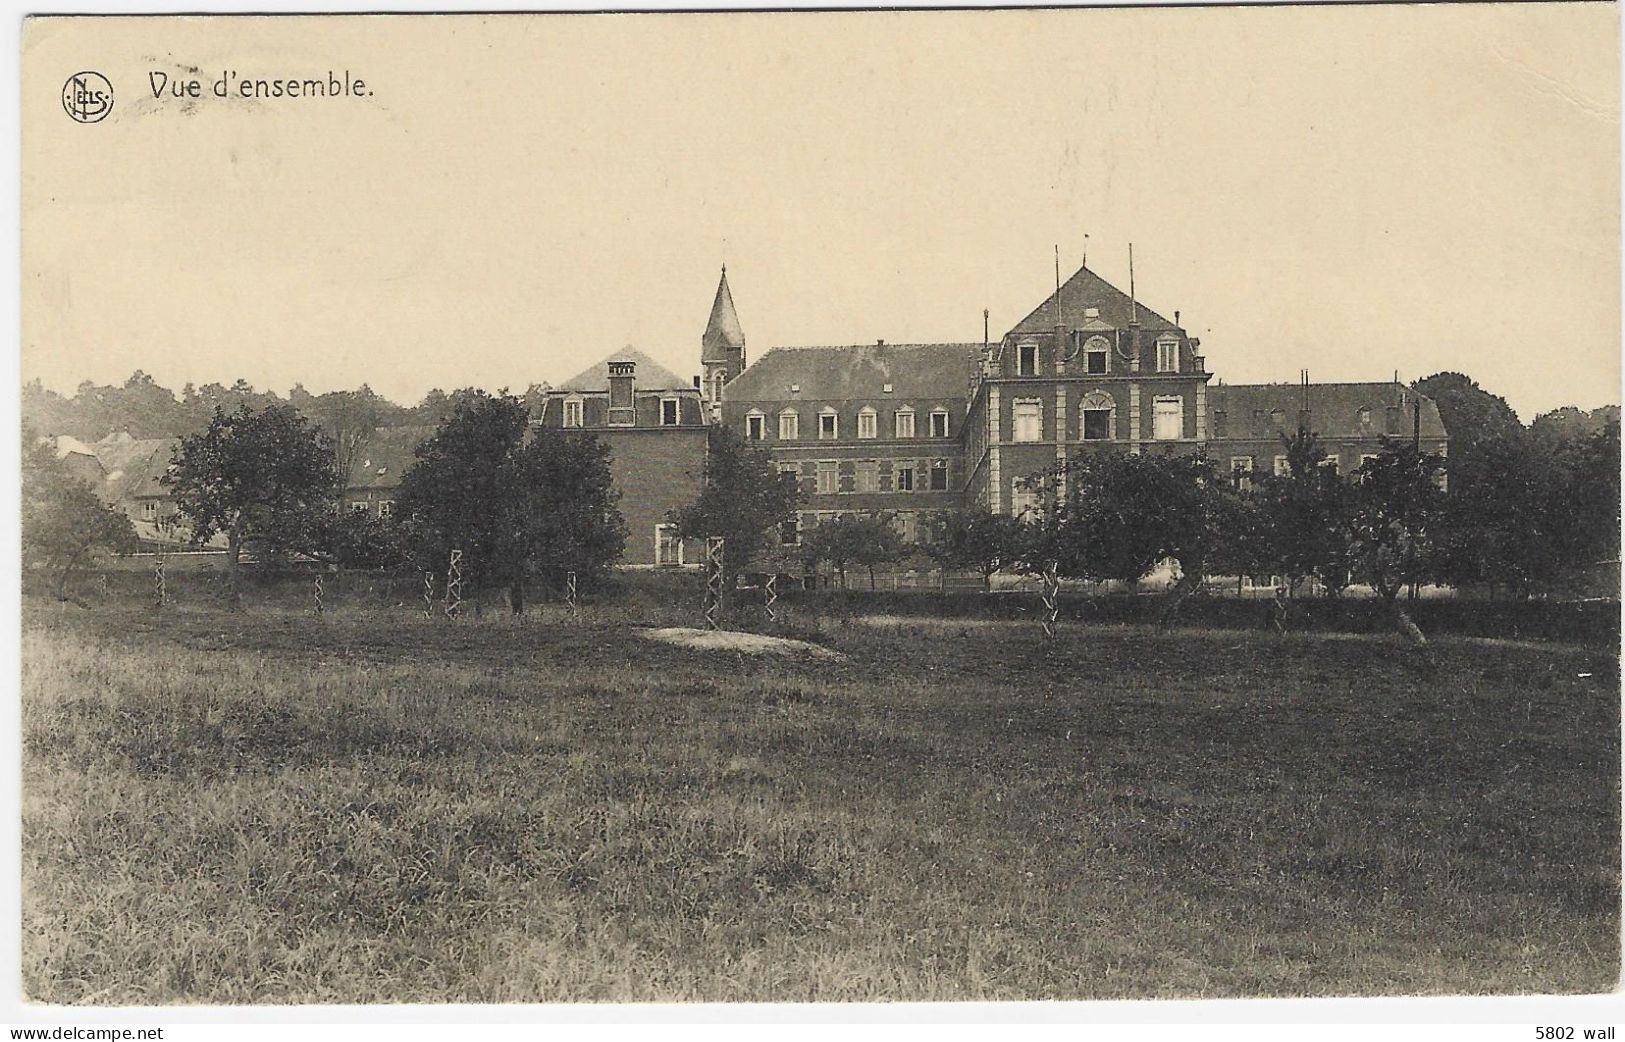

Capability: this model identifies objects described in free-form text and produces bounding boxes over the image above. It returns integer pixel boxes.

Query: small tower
[701,265,746,421]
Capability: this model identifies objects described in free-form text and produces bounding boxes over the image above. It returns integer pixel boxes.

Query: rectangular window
[1152,396,1183,440]
[746,414,764,441]
[1320,454,1339,477]
[930,459,949,491]
[857,410,877,439]
[141,500,157,519]
[779,516,800,546]
[350,501,370,513]
[378,500,393,517]
[816,461,837,495]
[779,411,799,440]
[1018,342,1039,376]
[660,398,680,426]
[1230,456,1254,491]
[655,524,682,566]
[1273,454,1290,477]
[1013,400,1042,442]
[1157,339,1179,373]
[896,463,915,492]
[819,411,838,440]
[1082,408,1111,441]
[1085,344,1108,375]
[563,399,583,428]
[1009,485,1041,522]
[855,460,878,493]
[930,410,949,438]
[895,512,917,543]
[895,410,915,439]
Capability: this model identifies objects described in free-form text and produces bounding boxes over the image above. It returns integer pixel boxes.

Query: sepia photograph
[11,1,1623,1022]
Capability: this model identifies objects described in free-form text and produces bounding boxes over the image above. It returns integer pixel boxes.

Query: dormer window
[1357,406,1373,432]
[660,398,680,426]
[563,397,584,428]
[1084,336,1111,375]
[1156,337,1179,373]
[746,409,765,441]
[779,409,800,440]
[857,407,877,440]
[929,408,950,438]
[1017,341,1040,377]
[894,407,915,439]
[819,407,838,440]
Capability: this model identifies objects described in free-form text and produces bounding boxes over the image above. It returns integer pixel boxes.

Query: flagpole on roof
[1054,244,1062,328]
[1129,243,1138,325]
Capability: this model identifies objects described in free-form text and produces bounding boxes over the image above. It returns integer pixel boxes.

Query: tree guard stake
[704,536,725,630]
[445,549,463,620]
[313,572,325,616]
[422,571,434,619]
[764,572,778,623]
[566,570,578,620]
[1040,561,1061,639]
[154,560,166,611]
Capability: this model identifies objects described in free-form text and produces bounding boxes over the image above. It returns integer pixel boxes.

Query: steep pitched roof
[725,343,978,404]
[1208,382,1448,441]
[556,347,695,393]
[1007,264,1179,336]
[345,425,438,491]
[94,436,177,502]
[701,268,745,362]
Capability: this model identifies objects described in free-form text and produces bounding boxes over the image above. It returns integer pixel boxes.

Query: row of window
[1212,405,1409,439]
[777,510,934,547]
[787,459,952,495]
[561,396,684,428]
[746,405,952,442]
[1008,395,1185,442]
[1011,335,1180,377]
[1225,453,1383,490]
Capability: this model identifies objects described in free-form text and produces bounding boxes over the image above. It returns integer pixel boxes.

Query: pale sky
[21,5,1620,421]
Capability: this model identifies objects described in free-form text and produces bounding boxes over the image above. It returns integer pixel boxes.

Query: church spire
[702,266,746,364]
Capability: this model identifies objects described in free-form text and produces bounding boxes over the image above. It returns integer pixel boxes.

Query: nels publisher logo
[62,70,113,123]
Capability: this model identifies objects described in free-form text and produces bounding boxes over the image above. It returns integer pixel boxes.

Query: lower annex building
[522,259,1447,566]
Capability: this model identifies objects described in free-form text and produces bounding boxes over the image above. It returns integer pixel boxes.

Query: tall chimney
[607,360,636,426]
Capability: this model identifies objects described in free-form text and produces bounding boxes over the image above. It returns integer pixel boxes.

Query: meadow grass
[20,596,1621,1003]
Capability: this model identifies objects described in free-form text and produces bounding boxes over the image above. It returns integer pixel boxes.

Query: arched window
[1080,391,1116,441]
[1084,336,1111,375]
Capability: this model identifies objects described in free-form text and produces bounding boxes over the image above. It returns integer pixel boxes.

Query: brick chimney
[608,360,636,426]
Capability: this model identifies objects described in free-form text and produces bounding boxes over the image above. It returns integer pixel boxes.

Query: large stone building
[718,261,1446,546]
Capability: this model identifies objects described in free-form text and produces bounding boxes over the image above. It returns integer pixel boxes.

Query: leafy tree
[1348,439,1447,643]
[801,512,906,589]
[668,425,802,582]
[1254,429,1357,596]
[21,432,138,599]
[922,508,1028,590]
[165,404,341,603]
[393,391,626,612]
[318,509,409,570]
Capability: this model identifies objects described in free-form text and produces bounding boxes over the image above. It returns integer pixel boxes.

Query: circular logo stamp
[62,71,113,124]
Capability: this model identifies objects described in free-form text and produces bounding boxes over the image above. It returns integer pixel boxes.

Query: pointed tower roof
[702,266,746,363]
[1006,263,1179,337]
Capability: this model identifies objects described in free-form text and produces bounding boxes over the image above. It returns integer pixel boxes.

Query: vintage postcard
[14,3,1622,1023]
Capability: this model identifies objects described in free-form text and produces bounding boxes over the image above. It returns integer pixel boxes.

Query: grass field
[19,592,1622,1003]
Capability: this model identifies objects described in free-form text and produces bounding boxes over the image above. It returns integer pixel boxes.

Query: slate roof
[1007,264,1179,336]
[701,268,745,362]
[344,425,438,491]
[556,347,695,393]
[1208,382,1448,441]
[724,343,979,404]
